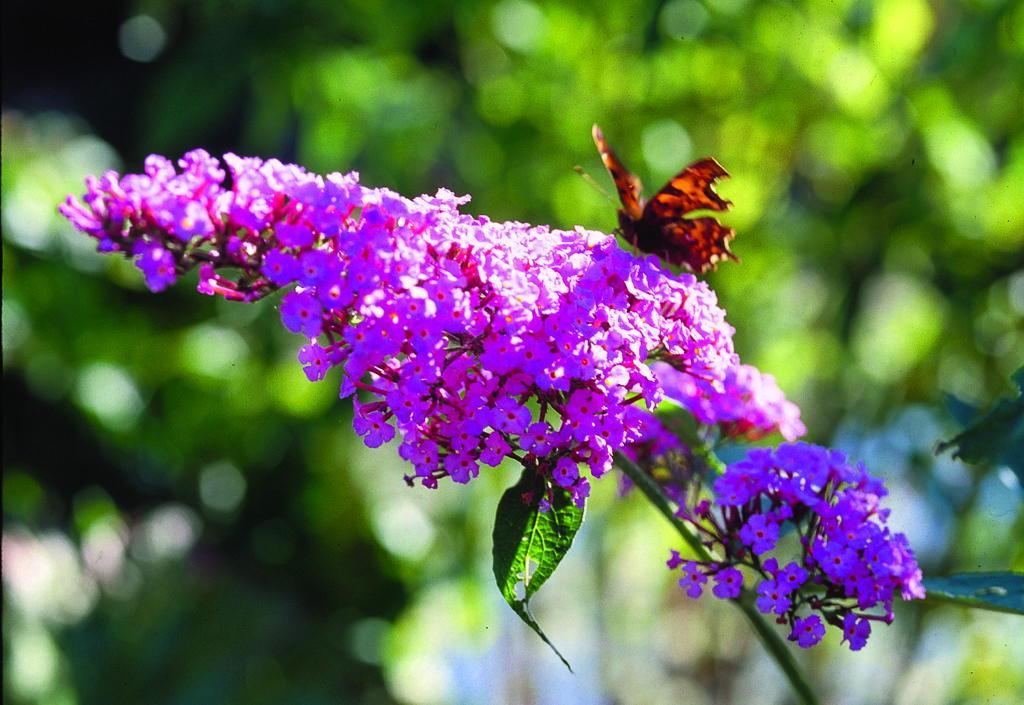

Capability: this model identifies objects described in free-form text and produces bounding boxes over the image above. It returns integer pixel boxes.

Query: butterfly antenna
[574,165,615,203]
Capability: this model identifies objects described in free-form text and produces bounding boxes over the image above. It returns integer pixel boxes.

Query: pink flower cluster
[60,150,741,508]
[653,361,806,441]
[616,362,806,504]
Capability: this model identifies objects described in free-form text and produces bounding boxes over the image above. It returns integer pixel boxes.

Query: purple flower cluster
[668,442,925,650]
[60,150,740,507]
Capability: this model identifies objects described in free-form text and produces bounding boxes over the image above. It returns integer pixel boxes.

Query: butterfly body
[592,123,738,273]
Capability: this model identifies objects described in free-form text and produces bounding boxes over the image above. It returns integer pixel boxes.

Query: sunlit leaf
[492,467,583,670]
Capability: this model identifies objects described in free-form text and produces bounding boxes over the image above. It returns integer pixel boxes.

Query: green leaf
[942,392,979,428]
[937,366,1024,485]
[923,572,1024,615]
[492,467,584,671]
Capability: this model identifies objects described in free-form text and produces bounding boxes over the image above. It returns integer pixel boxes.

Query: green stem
[616,451,714,561]
[615,452,821,705]
[733,594,820,705]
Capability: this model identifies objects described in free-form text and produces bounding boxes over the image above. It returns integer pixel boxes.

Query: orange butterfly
[592,123,738,274]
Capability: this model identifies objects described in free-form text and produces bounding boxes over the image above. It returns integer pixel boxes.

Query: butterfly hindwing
[592,123,738,274]
[650,217,736,273]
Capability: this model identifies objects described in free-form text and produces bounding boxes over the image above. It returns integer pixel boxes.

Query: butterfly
[592,123,738,274]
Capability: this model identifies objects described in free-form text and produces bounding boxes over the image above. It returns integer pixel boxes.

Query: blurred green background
[3,0,1023,703]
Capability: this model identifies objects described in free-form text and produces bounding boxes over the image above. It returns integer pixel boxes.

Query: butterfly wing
[592,124,738,273]
[641,158,738,273]
[592,124,644,221]
[644,217,737,273]
[648,158,732,217]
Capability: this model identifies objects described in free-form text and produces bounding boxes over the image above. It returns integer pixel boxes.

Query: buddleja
[60,149,923,658]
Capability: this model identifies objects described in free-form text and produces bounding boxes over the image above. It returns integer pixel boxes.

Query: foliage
[923,572,1024,615]
[938,366,1024,485]
[492,469,583,671]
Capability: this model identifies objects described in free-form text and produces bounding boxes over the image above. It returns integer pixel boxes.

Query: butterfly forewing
[592,123,738,274]
[592,124,644,220]
[648,158,732,217]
